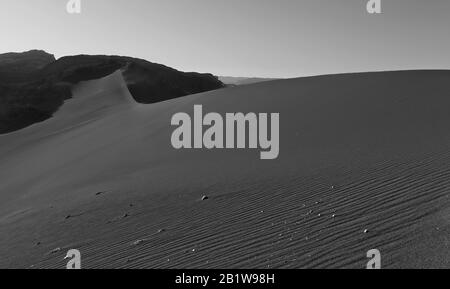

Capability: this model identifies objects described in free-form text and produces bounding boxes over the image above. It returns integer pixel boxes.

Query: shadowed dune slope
[0,70,449,268]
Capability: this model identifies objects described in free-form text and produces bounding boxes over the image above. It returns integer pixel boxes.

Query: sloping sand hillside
[0,70,449,268]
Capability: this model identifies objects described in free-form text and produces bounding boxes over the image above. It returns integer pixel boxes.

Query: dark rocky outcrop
[0,51,224,134]
[0,50,56,82]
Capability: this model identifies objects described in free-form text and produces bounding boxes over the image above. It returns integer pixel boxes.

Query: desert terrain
[0,69,449,268]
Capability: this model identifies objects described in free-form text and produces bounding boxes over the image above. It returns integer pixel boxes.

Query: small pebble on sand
[133,239,145,246]
[51,247,61,254]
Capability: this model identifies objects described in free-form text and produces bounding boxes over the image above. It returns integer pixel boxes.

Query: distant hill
[0,50,56,82]
[0,50,224,134]
[219,76,279,86]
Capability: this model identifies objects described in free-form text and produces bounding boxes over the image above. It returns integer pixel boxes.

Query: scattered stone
[50,247,61,254]
[65,212,84,220]
[317,213,322,217]
[363,229,369,234]
[331,214,336,218]
[122,213,129,219]
[157,228,165,233]
[201,195,209,201]
[133,239,145,246]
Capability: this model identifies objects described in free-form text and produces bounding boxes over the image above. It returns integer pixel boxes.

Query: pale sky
[1,0,450,78]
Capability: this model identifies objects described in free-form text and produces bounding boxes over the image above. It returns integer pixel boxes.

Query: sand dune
[0,50,224,134]
[0,70,449,268]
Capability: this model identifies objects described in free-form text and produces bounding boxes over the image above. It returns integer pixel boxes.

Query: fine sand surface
[0,70,449,268]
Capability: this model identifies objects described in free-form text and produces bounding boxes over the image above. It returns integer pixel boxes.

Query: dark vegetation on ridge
[0,50,224,134]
